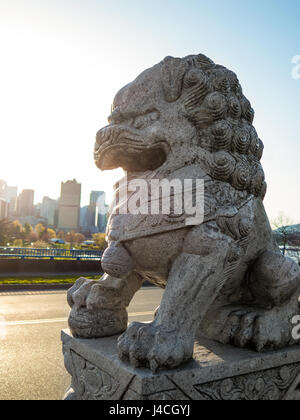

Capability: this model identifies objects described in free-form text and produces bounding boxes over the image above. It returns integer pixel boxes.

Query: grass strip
[0,276,100,285]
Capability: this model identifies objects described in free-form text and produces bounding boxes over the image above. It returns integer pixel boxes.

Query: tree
[74,233,86,244]
[92,233,107,250]
[272,212,300,255]
[57,231,66,240]
[47,228,56,239]
[35,223,47,239]
[27,232,38,244]
[13,239,23,247]
[65,231,77,247]
[22,223,34,245]
[23,223,33,235]
[0,219,12,245]
[10,220,23,240]
[40,231,50,243]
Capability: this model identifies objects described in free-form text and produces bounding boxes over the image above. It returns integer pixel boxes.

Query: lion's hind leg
[204,250,300,351]
[248,250,300,309]
[247,250,300,350]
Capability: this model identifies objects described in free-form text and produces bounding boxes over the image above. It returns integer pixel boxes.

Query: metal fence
[280,246,300,264]
[0,247,103,261]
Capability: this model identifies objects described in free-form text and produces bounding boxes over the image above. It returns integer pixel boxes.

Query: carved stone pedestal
[62,329,300,400]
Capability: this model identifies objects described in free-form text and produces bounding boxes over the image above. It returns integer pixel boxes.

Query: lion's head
[94,54,266,199]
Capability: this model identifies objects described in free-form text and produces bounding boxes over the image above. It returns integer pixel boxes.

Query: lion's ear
[160,56,186,102]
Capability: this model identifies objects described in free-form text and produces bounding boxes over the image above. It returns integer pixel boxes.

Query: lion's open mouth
[94,141,169,171]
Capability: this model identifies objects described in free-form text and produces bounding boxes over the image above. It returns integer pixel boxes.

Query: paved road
[0,286,163,400]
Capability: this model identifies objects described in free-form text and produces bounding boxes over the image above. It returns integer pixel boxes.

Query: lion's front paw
[67,277,128,339]
[118,322,193,372]
[67,277,96,309]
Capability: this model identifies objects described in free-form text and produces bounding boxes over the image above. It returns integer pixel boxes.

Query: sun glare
[0,2,131,205]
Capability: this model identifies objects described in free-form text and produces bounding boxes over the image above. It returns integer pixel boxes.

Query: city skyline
[0,176,108,235]
[0,176,108,208]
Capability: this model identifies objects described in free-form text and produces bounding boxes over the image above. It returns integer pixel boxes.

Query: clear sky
[0,0,299,221]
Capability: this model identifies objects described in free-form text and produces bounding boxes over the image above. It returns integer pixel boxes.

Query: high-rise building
[0,180,8,220]
[0,180,7,199]
[58,179,81,231]
[80,191,107,234]
[40,197,58,227]
[92,191,107,233]
[17,189,35,217]
[6,186,18,203]
[6,186,18,216]
[0,198,8,220]
[80,205,90,231]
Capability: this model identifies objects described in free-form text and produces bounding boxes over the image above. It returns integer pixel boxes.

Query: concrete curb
[0,281,155,293]
[0,283,73,292]
[0,272,101,278]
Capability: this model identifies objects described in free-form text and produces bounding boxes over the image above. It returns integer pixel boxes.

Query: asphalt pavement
[0,286,163,400]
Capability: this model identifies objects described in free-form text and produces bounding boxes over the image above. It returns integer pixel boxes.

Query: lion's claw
[118,322,193,372]
[214,307,298,351]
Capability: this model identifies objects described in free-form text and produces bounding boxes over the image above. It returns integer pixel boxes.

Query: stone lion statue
[67,54,300,372]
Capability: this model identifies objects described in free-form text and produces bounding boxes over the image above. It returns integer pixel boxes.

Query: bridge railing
[0,247,103,261]
[279,246,300,264]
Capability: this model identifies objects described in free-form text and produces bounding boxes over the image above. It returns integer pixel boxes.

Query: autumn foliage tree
[0,219,12,245]
[27,231,39,244]
[74,233,86,244]
[34,224,56,243]
[92,233,107,250]
[65,231,77,246]
[35,223,46,239]
[57,231,66,240]
[11,220,24,240]
[23,223,33,235]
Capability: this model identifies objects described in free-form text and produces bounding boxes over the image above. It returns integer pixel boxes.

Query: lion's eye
[133,111,159,129]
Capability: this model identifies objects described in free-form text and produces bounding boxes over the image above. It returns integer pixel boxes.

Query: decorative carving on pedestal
[62,332,300,401]
[63,348,122,400]
[63,348,300,400]
[194,364,300,401]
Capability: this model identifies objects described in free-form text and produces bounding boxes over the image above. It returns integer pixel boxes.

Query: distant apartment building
[94,191,107,233]
[0,180,7,202]
[17,189,35,217]
[0,180,8,220]
[40,196,58,227]
[58,179,81,231]
[0,198,8,220]
[80,205,90,231]
[80,191,107,234]
[6,186,18,202]
[6,186,18,216]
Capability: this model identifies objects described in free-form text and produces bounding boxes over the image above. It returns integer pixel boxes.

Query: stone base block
[62,329,300,400]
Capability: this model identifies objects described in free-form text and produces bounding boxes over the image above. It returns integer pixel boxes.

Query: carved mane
[160,54,266,199]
